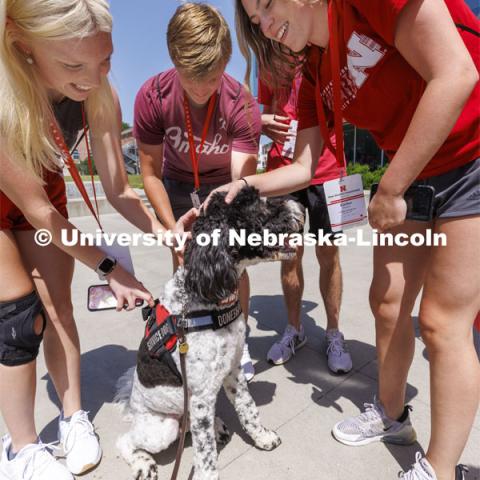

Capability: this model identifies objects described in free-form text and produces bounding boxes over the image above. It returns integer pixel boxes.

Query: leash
[170,307,195,480]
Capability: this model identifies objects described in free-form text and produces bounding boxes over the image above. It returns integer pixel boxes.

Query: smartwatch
[95,256,117,280]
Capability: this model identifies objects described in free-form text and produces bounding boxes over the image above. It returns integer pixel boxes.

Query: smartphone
[370,183,435,222]
[87,284,144,311]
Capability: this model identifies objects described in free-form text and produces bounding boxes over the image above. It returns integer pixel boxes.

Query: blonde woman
[135,3,261,381]
[0,1,178,478]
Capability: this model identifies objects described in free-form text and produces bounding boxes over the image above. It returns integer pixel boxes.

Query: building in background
[121,128,141,174]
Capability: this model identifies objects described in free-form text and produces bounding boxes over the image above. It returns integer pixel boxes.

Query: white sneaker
[0,434,73,480]
[399,453,470,480]
[326,330,352,374]
[241,343,255,382]
[332,399,417,446]
[399,453,437,479]
[58,410,102,475]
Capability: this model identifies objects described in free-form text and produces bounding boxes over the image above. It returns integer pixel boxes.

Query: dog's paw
[214,416,231,447]
[132,451,158,480]
[253,428,281,451]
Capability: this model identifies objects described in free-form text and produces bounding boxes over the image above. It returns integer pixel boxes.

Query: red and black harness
[141,299,243,379]
[140,298,242,480]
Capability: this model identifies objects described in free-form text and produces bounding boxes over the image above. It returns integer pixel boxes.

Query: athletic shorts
[277,183,338,239]
[163,177,223,221]
[413,158,480,219]
[0,170,68,231]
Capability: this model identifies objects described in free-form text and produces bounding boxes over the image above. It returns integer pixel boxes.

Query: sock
[7,438,40,461]
[61,411,72,423]
[7,445,17,461]
[396,406,410,423]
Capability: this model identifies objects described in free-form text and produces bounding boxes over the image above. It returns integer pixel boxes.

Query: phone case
[87,285,145,312]
[370,183,435,222]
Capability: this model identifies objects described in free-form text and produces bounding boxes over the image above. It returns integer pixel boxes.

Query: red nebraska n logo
[340,185,347,193]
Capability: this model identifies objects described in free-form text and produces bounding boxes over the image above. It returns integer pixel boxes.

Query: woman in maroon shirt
[134,3,262,382]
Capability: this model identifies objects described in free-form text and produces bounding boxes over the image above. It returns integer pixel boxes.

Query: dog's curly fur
[115,188,304,480]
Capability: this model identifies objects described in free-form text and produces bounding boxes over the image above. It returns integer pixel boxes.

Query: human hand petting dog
[171,207,199,264]
[204,178,248,209]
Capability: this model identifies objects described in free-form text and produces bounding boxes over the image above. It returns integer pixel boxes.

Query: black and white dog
[115,187,304,480]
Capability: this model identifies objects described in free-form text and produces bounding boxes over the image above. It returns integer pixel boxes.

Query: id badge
[323,174,368,232]
[190,190,201,209]
[281,120,298,160]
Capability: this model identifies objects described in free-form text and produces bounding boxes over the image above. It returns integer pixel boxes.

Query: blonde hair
[167,2,232,79]
[235,0,314,89]
[0,0,115,181]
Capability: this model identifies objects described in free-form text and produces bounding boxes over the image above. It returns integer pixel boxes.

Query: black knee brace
[0,291,46,366]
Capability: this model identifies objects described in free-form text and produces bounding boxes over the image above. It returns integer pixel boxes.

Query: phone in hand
[370,183,435,222]
[87,284,144,311]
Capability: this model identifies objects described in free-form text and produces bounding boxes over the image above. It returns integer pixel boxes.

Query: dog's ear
[184,223,238,304]
[264,197,305,234]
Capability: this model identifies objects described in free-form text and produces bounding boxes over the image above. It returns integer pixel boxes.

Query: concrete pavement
[1,211,479,480]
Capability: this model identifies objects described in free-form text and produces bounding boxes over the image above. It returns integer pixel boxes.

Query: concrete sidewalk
[2,212,479,480]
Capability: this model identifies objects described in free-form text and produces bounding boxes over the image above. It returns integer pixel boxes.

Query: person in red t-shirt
[134,3,261,382]
[258,74,353,374]
[216,0,479,478]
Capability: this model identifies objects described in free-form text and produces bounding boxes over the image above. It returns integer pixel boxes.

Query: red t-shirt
[258,76,345,184]
[298,0,480,179]
[134,69,261,184]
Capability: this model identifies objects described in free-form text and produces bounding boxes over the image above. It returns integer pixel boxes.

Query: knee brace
[0,291,46,366]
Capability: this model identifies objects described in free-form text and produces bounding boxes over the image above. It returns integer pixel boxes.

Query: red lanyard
[315,0,346,170]
[50,102,102,230]
[183,92,217,190]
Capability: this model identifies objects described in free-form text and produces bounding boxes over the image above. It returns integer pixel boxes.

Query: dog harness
[140,298,242,480]
[142,299,242,358]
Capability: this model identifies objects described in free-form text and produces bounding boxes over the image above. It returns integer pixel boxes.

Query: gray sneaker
[332,399,417,446]
[326,330,352,374]
[267,324,307,365]
[398,452,469,480]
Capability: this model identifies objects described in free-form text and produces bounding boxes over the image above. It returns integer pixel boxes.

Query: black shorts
[413,158,480,219]
[278,184,339,239]
[163,177,224,221]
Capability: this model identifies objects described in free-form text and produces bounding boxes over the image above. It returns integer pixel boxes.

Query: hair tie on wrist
[240,177,249,187]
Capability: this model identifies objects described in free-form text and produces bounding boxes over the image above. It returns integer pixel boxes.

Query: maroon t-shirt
[133,69,261,184]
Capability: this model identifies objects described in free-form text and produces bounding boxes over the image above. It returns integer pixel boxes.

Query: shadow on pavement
[247,294,422,475]
[39,344,137,442]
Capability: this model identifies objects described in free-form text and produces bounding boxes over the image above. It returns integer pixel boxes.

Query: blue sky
[109,0,248,125]
[109,0,479,124]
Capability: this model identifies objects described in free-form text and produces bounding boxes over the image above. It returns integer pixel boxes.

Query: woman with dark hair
[214,0,479,478]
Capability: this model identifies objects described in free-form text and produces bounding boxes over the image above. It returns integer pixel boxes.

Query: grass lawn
[64,175,144,190]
